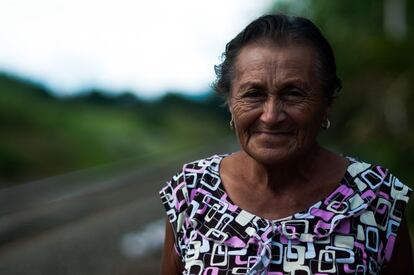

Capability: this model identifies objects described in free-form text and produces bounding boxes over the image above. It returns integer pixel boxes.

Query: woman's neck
[237,143,323,195]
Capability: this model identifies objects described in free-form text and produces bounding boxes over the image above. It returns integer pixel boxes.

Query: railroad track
[0,140,237,275]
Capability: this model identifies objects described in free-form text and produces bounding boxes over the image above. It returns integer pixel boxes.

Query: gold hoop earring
[321,119,331,130]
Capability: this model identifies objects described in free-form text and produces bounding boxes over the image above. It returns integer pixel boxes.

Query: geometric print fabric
[159,154,412,274]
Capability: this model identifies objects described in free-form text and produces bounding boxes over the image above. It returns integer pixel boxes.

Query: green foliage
[0,74,231,186]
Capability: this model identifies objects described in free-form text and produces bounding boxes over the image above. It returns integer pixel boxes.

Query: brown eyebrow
[238,82,266,92]
[279,78,310,90]
[280,83,311,94]
[238,79,311,93]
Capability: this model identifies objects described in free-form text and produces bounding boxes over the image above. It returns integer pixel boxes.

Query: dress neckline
[213,153,355,224]
[187,153,379,244]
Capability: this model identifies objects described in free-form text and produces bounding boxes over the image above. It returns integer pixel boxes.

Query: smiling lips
[253,130,295,135]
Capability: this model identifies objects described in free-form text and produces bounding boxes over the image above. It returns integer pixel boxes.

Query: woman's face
[229,43,329,165]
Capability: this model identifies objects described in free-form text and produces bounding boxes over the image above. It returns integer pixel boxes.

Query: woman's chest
[179,217,384,274]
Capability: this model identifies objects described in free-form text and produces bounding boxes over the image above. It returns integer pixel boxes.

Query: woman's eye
[243,90,265,98]
[283,88,305,99]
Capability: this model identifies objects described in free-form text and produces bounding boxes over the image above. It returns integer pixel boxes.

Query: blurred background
[0,0,413,274]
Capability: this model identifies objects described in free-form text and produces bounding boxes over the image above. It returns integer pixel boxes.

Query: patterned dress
[159,154,411,274]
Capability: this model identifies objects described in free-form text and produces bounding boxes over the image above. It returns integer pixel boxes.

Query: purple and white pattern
[159,154,411,274]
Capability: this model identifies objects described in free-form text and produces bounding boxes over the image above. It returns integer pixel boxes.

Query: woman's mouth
[254,130,295,135]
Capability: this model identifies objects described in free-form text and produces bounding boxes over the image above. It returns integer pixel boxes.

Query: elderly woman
[159,14,412,274]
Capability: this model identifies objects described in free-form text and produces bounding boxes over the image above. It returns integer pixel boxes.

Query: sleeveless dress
[159,154,412,274]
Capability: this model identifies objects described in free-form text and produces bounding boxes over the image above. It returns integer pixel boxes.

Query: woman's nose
[260,97,285,125]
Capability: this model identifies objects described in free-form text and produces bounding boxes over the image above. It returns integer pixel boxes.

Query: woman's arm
[161,218,183,275]
[381,217,413,274]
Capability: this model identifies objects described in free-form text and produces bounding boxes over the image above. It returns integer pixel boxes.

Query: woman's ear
[227,97,233,115]
[322,104,331,122]
[320,104,331,130]
[227,99,235,130]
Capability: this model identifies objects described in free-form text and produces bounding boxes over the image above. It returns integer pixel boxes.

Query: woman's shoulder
[158,153,229,243]
[342,156,412,266]
[344,156,411,232]
[159,154,227,203]
[343,156,411,210]
[345,155,411,192]
[182,153,228,170]
[171,153,227,185]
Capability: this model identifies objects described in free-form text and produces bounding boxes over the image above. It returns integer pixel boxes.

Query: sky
[0,0,274,98]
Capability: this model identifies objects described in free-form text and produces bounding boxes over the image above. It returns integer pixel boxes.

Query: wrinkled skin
[229,42,328,166]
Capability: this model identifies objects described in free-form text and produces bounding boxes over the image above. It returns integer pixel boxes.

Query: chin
[245,146,300,166]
